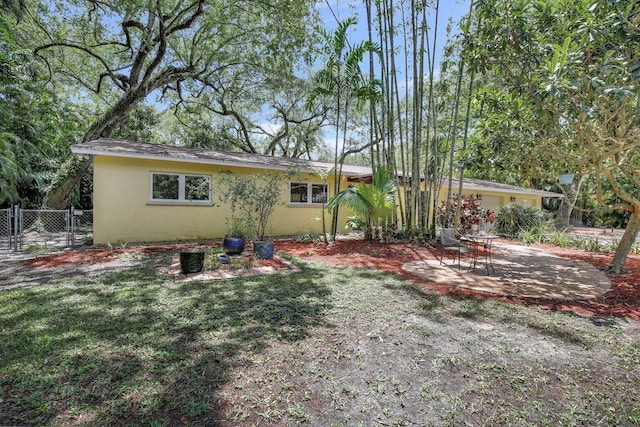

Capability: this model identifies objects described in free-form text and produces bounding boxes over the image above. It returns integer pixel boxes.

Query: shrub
[436,195,494,235]
[608,237,620,253]
[546,231,572,247]
[297,231,321,243]
[520,220,555,245]
[493,204,551,238]
[218,169,293,241]
[604,237,640,254]
[583,238,602,252]
[345,215,367,232]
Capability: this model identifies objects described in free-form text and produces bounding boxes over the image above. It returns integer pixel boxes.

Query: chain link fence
[0,208,11,250]
[0,206,93,254]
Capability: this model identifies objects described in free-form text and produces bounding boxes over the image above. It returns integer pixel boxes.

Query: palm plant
[327,167,396,240]
[307,17,381,239]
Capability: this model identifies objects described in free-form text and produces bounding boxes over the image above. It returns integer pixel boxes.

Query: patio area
[402,242,611,300]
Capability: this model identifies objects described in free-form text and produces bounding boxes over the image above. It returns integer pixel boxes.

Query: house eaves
[72,139,314,172]
[72,138,372,177]
[72,139,561,198]
[461,177,562,198]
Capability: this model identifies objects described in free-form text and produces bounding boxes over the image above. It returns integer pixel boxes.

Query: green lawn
[1,252,639,426]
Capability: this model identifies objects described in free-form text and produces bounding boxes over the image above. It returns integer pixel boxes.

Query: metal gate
[0,206,93,252]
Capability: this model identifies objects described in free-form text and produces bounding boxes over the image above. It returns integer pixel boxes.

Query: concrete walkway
[402,242,611,300]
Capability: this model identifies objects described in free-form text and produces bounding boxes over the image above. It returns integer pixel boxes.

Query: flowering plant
[436,194,493,235]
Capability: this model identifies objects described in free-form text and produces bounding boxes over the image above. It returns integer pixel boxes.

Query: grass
[1,252,639,426]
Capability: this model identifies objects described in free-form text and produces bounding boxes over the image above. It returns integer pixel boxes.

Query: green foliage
[296,231,321,243]
[308,17,381,111]
[520,220,556,245]
[606,239,639,255]
[573,237,602,252]
[23,0,320,207]
[225,218,249,239]
[547,231,573,248]
[0,13,83,207]
[436,195,494,235]
[493,204,551,238]
[217,170,293,241]
[469,0,640,270]
[109,104,160,142]
[345,215,367,232]
[327,167,396,240]
[521,229,636,254]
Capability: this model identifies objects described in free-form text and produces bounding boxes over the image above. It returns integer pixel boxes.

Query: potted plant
[179,248,205,274]
[218,169,292,259]
[222,218,248,255]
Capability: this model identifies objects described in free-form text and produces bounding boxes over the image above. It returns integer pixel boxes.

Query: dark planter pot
[223,237,245,255]
[253,241,274,260]
[180,250,204,274]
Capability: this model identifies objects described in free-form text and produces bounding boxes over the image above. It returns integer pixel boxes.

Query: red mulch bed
[23,244,195,268]
[21,238,640,321]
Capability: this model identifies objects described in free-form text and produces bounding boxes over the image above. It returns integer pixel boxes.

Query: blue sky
[311,1,473,155]
[317,0,472,69]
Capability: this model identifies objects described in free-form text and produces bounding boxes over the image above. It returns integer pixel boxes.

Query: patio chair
[439,228,472,269]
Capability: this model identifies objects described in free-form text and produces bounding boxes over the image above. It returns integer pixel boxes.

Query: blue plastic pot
[253,241,274,259]
[223,237,245,255]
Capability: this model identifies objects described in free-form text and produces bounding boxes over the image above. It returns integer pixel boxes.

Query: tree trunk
[607,208,640,274]
[555,199,572,230]
[41,155,92,209]
[42,88,151,208]
[555,176,583,230]
[364,221,374,241]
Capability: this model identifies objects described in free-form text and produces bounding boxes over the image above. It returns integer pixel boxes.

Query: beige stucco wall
[468,192,540,210]
[92,156,351,244]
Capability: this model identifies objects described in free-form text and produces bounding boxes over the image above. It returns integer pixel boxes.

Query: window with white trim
[290,182,328,205]
[150,172,211,203]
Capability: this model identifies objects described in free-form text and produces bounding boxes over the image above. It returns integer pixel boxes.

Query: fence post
[69,206,75,247]
[6,206,13,250]
[12,205,19,251]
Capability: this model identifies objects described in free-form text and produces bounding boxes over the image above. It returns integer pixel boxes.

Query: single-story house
[71,139,562,244]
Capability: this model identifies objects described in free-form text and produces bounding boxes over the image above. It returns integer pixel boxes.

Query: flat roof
[72,139,562,197]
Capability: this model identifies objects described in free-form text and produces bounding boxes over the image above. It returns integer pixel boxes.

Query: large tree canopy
[0,11,83,207]
[467,0,640,273]
[15,0,319,208]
